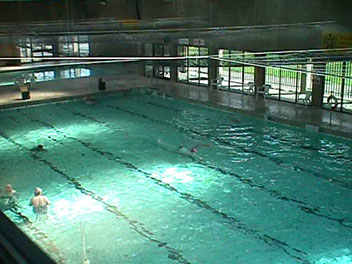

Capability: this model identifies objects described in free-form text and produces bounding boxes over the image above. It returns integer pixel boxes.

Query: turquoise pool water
[0,90,351,264]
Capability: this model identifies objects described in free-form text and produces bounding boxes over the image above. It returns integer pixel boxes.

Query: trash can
[20,84,30,100]
[98,78,106,91]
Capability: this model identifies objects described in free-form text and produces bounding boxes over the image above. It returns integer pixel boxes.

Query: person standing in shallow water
[0,184,17,210]
[29,187,50,220]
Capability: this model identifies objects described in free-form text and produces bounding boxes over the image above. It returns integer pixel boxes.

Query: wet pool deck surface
[0,74,144,108]
[0,74,351,139]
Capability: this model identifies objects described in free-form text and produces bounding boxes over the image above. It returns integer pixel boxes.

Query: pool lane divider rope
[144,99,352,190]
[95,101,352,230]
[0,127,192,264]
[21,107,316,262]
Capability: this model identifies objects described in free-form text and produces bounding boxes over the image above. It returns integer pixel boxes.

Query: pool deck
[0,73,351,139]
[0,74,146,108]
[0,60,138,73]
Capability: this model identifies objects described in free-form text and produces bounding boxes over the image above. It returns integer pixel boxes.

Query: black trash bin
[20,84,30,100]
[98,78,106,91]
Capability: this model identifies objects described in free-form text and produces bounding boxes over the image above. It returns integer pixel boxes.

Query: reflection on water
[0,67,91,86]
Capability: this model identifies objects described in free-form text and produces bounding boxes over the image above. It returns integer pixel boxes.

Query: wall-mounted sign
[322,32,352,49]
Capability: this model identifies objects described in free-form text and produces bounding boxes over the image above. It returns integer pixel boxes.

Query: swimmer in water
[29,187,50,220]
[190,145,199,153]
[0,184,17,210]
[179,143,211,154]
[31,144,46,152]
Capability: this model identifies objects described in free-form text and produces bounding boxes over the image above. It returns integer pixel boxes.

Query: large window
[59,36,90,57]
[19,38,53,63]
[149,44,170,80]
[177,45,208,85]
[19,38,33,63]
[177,46,187,81]
[324,61,352,112]
[19,36,89,63]
[218,49,254,94]
[265,65,305,103]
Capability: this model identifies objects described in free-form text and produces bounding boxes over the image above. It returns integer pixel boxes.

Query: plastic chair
[211,77,224,89]
[298,91,312,105]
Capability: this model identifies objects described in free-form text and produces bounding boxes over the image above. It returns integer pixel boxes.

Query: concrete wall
[89,36,143,57]
[0,0,136,22]
[0,0,349,27]
[212,0,348,26]
[0,1,350,59]
[0,43,20,66]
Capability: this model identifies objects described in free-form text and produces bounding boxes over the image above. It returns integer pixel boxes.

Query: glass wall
[19,38,53,63]
[150,44,170,80]
[19,35,89,63]
[19,38,33,63]
[265,65,305,103]
[218,49,254,94]
[142,42,352,114]
[177,46,187,82]
[324,61,352,112]
[59,36,90,57]
[177,45,208,85]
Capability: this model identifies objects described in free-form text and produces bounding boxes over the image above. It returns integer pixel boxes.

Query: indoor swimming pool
[0,90,351,264]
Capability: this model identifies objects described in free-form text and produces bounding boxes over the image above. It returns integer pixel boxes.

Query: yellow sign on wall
[322,32,352,49]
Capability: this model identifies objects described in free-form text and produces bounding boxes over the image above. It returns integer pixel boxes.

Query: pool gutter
[0,211,56,264]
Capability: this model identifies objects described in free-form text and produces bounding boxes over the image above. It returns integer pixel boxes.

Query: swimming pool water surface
[0,90,351,264]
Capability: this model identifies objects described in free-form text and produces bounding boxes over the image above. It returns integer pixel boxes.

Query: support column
[254,54,266,95]
[0,42,21,66]
[170,44,178,82]
[52,37,60,57]
[136,42,145,76]
[300,70,307,93]
[208,45,218,87]
[311,70,325,107]
[340,61,347,112]
[255,66,265,95]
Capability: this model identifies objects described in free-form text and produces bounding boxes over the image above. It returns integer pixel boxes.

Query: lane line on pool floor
[94,100,352,230]
[0,127,192,264]
[14,107,313,263]
[144,98,352,190]
[58,102,352,229]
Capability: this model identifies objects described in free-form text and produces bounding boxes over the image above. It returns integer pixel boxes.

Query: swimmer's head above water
[31,144,45,151]
[34,187,42,196]
[5,184,15,195]
[37,144,44,151]
[6,184,13,192]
